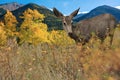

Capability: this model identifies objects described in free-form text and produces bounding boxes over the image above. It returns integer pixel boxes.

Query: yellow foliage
[19,9,49,45]
[0,10,17,46]
[49,30,75,46]
[108,77,116,80]
[0,22,7,46]
[21,8,45,22]
[17,8,76,46]
[4,10,18,37]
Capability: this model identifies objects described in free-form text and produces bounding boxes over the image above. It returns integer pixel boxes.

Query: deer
[53,8,117,45]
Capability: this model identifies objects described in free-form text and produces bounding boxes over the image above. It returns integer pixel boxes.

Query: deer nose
[63,23,66,25]
[68,33,72,35]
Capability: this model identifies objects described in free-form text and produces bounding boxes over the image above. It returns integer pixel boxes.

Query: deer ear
[53,8,63,18]
[70,8,80,18]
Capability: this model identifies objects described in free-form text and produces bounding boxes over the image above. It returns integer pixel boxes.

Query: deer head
[53,8,80,34]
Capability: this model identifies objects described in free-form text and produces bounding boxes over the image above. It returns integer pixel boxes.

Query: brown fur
[53,8,117,45]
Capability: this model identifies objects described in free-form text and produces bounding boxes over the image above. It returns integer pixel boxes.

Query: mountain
[73,13,86,20]
[74,5,120,22]
[0,2,23,11]
[12,3,62,30]
[0,8,6,17]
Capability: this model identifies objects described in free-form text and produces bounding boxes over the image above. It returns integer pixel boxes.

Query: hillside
[0,2,23,11]
[0,8,6,17]
[74,5,120,22]
[73,13,86,20]
[12,3,62,30]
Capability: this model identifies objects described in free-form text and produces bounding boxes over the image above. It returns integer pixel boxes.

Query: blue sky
[0,0,120,15]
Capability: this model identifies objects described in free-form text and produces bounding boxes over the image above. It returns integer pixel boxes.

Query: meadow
[0,28,120,80]
[0,9,120,80]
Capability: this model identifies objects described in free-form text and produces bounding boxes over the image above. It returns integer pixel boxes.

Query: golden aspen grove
[0,9,120,80]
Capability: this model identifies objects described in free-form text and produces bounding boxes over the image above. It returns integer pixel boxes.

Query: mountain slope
[73,13,86,20]
[74,5,120,22]
[12,3,62,30]
[0,2,23,11]
[0,8,6,17]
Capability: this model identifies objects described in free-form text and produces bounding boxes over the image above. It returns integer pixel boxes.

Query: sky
[0,0,120,15]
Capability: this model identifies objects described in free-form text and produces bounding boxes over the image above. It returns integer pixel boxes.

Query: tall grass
[0,29,120,80]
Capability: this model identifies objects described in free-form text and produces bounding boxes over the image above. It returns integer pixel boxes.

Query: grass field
[0,28,120,80]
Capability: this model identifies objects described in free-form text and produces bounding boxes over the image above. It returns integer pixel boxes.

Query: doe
[53,8,117,45]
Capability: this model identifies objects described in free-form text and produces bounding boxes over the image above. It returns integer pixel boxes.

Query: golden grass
[0,28,120,80]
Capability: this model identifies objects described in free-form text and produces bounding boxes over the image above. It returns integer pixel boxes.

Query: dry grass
[0,28,120,80]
